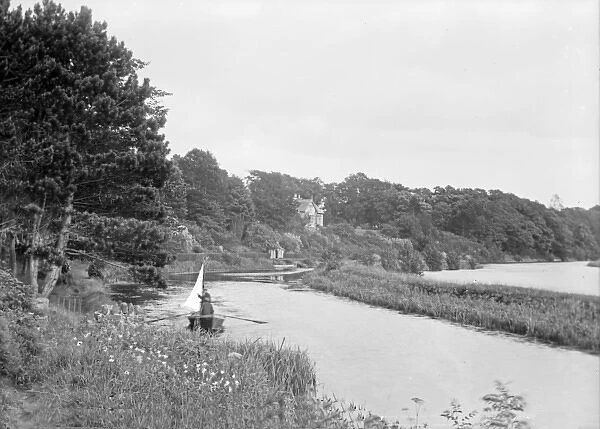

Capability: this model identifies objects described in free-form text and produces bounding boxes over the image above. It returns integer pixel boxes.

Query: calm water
[119,273,600,429]
[422,261,599,296]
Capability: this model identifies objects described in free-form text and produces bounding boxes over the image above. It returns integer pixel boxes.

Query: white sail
[181,263,204,311]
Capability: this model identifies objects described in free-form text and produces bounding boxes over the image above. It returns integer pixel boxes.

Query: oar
[145,312,268,325]
[145,313,191,323]
[215,313,268,324]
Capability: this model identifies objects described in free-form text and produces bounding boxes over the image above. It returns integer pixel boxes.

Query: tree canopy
[1,0,172,294]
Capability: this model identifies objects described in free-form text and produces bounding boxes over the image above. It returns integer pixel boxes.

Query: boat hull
[187,314,225,333]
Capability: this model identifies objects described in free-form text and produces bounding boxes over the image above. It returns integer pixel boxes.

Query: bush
[0,270,41,384]
[397,240,426,275]
[128,265,167,288]
[87,260,105,278]
[322,247,343,271]
[446,251,461,270]
[423,246,444,271]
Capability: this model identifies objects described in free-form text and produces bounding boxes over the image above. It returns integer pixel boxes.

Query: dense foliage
[0,1,172,292]
[0,269,42,383]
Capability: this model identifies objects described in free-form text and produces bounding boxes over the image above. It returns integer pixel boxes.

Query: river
[111,263,600,429]
[422,261,599,296]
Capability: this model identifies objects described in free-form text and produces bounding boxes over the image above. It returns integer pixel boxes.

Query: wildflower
[129,345,133,349]
[184,370,188,374]
[124,371,130,375]
[118,335,123,339]
[108,337,112,341]
[73,337,77,341]
[109,358,114,363]
[76,341,82,346]
[162,361,167,366]
[183,364,188,369]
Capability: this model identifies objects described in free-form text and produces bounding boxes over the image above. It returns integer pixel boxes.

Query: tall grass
[303,265,600,353]
[19,309,348,429]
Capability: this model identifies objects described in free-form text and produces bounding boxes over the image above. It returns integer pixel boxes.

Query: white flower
[124,371,130,375]
[76,341,82,346]
[109,358,114,363]
[73,337,77,341]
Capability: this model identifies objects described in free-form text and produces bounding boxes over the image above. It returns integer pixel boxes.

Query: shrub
[446,251,461,270]
[128,265,167,288]
[87,260,105,278]
[322,247,343,271]
[0,270,41,384]
[423,246,444,271]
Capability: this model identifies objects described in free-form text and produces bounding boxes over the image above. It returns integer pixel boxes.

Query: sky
[16,0,600,208]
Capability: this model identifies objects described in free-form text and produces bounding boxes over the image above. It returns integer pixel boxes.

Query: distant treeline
[164,150,599,266]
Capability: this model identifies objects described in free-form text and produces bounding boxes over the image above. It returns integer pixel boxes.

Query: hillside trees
[173,149,255,243]
[246,170,302,230]
[0,1,172,295]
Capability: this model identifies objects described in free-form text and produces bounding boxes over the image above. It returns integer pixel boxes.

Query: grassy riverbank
[4,309,354,429]
[303,265,600,353]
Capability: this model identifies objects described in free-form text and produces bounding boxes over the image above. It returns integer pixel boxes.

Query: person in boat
[198,291,214,332]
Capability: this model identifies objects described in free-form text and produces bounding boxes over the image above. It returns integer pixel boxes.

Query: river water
[111,264,600,429]
[422,261,599,296]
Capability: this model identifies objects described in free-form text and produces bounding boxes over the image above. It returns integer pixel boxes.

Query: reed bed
[20,309,349,429]
[303,265,600,353]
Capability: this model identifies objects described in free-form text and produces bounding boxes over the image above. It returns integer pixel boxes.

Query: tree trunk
[40,193,73,298]
[28,210,42,294]
[8,232,17,276]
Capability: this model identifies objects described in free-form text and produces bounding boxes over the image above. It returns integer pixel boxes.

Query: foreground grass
[303,265,600,353]
[16,310,351,429]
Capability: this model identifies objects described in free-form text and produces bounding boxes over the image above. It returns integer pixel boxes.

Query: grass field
[303,264,600,353]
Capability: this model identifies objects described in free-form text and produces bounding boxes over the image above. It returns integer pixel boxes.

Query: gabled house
[295,196,325,228]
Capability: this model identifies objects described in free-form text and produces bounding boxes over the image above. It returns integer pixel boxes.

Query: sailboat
[181,262,225,333]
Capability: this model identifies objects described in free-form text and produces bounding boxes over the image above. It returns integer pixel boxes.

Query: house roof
[296,199,324,214]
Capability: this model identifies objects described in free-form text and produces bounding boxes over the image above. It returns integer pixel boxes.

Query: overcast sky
[17,0,600,208]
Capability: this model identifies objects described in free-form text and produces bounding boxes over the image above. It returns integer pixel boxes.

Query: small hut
[268,246,285,259]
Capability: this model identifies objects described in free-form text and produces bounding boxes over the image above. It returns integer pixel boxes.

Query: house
[295,196,325,228]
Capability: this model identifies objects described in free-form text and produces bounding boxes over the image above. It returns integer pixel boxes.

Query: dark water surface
[111,276,600,429]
